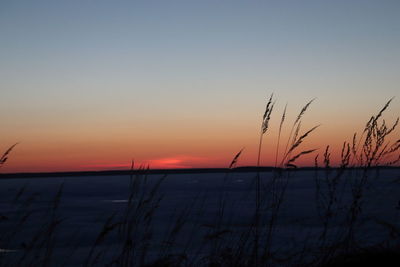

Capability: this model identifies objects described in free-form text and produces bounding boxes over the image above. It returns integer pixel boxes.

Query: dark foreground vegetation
[1,97,399,266]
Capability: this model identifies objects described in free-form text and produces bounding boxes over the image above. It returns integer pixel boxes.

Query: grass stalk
[274,103,287,168]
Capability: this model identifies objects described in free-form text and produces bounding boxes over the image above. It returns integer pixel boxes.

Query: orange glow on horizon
[1,99,399,173]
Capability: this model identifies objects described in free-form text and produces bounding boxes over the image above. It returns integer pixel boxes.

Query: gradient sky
[1,0,399,172]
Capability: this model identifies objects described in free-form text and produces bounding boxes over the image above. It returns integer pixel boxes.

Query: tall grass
[274,103,287,168]
[0,143,18,169]
[255,93,275,264]
[311,98,400,265]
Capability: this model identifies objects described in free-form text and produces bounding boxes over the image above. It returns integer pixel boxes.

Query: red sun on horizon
[78,155,209,171]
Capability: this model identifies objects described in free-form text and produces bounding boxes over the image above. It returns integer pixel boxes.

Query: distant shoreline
[1,166,399,179]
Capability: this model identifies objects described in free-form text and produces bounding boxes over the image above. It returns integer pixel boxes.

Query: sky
[0,0,399,172]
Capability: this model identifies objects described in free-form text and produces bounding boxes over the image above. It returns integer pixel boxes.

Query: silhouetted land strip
[1,166,399,179]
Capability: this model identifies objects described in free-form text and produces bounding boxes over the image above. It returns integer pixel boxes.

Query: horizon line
[1,165,399,179]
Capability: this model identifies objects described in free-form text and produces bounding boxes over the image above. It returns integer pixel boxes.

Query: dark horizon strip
[1,166,399,179]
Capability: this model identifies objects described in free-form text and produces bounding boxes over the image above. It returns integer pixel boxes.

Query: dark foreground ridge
[1,166,399,179]
[0,166,272,179]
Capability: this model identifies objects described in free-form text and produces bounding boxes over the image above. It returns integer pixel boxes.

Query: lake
[1,169,399,266]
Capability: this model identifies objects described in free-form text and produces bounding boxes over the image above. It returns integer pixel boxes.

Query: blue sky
[1,0,399,171]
